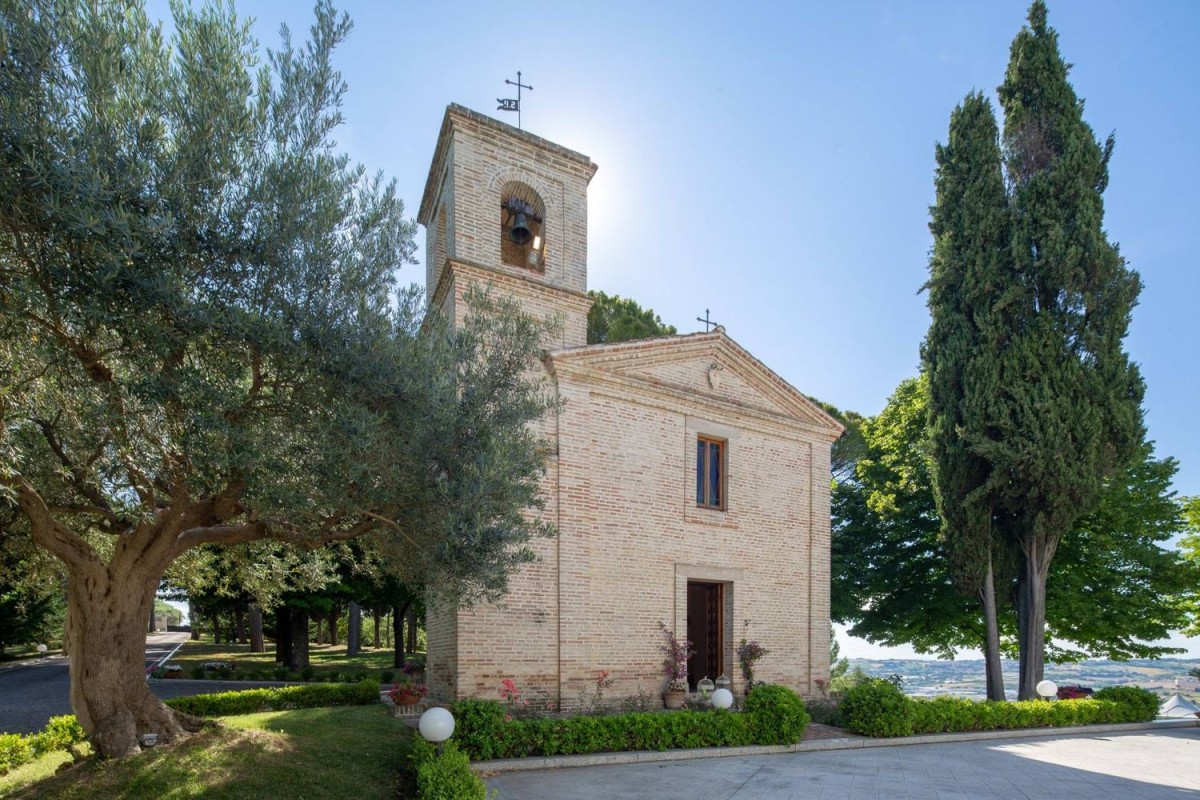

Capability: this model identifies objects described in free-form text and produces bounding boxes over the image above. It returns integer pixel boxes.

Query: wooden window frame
[696,435,727,511]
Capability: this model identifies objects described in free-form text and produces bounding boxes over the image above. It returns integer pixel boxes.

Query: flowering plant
[388,678,428,704]
[736,638,768,690]
[658,622,694,691]
[577,669,616,714]
[499,677,548,720]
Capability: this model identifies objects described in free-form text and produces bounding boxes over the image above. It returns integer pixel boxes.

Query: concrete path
[486,728,1200,799]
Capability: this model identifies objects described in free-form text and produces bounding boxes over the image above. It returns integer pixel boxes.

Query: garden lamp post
[419,707,455,755]
[1036,680,1058,701]
[711,688,734,710]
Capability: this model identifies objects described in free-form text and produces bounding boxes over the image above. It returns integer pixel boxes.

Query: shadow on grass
[8,706,415,800]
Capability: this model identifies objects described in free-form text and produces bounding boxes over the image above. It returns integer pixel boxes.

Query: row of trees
[172,542,426,669]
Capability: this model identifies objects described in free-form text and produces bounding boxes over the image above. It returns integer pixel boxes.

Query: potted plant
[658,622,694,709]
[388,678,428,709]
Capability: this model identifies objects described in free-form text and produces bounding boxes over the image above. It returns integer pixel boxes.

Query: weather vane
[498,71,532,129]
[697,309,721,332]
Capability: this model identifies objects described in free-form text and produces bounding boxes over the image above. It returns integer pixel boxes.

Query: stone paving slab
[484,726,1200,800]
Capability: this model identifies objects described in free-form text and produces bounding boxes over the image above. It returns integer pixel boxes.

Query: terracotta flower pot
[663,689,687,709]
[394,694,422,706]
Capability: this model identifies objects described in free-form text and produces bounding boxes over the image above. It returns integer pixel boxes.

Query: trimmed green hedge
[842,679,1161,738]
[1093,686,1160,720]
[409,738,488,800]
[165,679,379,717]
[454,684,809,760]
[0,716,86,775]
[841,679,914,737]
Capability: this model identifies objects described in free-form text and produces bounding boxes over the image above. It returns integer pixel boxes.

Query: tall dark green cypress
[988,1,1145,699]
[923,92,1015,702]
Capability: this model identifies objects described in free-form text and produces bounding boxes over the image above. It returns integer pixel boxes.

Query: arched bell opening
[500,181,546,271]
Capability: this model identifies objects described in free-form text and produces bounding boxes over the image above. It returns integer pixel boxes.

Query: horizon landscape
[850,656,1200,702]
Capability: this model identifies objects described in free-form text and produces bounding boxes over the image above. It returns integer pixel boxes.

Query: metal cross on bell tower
[697,309,721,332]
[498,71,533,129]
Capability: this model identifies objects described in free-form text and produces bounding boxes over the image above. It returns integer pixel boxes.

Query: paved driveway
[486,728,1200,799]
[0,632,191,734]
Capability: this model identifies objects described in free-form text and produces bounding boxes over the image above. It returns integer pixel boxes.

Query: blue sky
[148,1,1200,658]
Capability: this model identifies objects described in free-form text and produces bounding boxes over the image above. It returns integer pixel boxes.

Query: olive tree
[0,0,552,756]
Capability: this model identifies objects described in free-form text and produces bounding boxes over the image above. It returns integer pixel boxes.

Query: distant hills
[849,657,1200,702]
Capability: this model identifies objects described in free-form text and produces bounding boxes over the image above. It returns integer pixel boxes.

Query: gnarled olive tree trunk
[11,480,259,758]
[62,547,204,757]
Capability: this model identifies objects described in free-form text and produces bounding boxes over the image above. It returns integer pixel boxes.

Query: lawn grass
[168,636,410,681]
[0,748,87,797]
[2,705,414,799]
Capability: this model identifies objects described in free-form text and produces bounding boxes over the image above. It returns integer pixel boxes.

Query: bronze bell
[510,212,533,245]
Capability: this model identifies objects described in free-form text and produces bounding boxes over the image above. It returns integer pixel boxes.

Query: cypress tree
[923,92,1015,701]
[987,1,1145,699]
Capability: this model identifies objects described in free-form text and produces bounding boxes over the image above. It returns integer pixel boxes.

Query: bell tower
[417,104,598,348]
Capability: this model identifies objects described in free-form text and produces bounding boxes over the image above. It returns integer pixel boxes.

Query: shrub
[410,738,487,800]
[190,665,206,680]
[841,679,915,737]
[0,733,33,775]
[300,666,315,682]
[166,678,379,717]
[452,698,508,760]
[29,715,86,755]
[380,670,395,684]
[806,699,842,727]
[742,684,810,745]
[0,715,88,775]
[273,666,290,681]
[1093,686,1160,722]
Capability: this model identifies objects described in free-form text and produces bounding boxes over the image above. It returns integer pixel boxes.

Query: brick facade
[417,105,842,708]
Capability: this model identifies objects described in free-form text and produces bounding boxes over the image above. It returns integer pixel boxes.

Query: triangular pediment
[546,331,844,438]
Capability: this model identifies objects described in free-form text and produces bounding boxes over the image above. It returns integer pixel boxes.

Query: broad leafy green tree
[832,377,1190,672]
[832,378,982,657]
[586,290,676,344]
[1044,447,1193,661]
[0,1,553,757]
[923,91,1015,700]
[807,397,868,485]
[0,545,67,655]
[1179,498,1200,637]
[988,1,1145,698]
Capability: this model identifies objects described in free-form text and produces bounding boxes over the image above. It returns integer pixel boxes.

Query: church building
[419,104,842,706]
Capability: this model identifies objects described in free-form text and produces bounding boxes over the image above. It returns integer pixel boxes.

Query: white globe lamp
[1035,680,1058,700]
[418,707,455,753]
[711,688,734,710]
